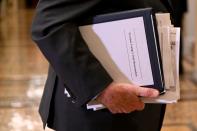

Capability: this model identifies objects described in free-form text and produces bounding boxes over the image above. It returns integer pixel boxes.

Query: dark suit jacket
[31,0,172,130]
[170,0,187,26]
[171,0,187,13]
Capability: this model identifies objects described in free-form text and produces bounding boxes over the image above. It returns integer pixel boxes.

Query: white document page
[79,17,154,86]
[155,13,175,89]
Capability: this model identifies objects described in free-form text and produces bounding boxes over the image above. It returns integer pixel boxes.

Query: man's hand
[96,82,159,114]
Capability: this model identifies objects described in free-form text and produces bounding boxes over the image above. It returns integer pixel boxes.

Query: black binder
[79,8,165,93]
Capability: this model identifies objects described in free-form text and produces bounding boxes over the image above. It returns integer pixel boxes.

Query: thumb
[133,86,159,98]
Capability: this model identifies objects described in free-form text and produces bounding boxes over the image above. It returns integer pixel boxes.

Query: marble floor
[0,7,197,131]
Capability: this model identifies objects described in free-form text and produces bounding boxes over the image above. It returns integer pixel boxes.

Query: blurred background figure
[0,0,196,131]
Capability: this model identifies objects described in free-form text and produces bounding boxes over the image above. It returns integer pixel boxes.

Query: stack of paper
[78,9,180,111]
[142,13,180,103]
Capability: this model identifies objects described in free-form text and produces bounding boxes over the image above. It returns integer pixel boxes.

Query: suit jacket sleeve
[31,0,113,106]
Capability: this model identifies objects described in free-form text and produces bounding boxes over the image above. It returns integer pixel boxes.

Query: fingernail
[153,90,159,96]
